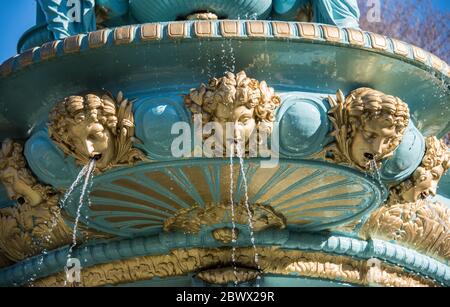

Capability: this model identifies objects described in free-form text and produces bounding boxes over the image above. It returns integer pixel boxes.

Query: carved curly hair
[48,93,118,159]
[390,136,450,202]
[346,87,410,157]
[184,71,281,127]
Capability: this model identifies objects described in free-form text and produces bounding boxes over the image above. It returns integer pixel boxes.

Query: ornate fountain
[0,0,449,287]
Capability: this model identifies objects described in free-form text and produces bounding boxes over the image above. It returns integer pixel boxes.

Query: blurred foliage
[357,0,449,63]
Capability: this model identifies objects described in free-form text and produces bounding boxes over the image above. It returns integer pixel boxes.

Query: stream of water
[64,158,96,286]
[228,143,239,286]
[235,143,261,286]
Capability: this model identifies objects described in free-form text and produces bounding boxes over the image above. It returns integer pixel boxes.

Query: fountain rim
[1,231,448,287]
[1,20,449,81]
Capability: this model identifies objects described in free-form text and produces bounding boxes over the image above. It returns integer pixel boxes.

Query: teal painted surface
[276,92,333,158]
[63,159,386,237]
[97,0,129,19]
[1,22,448,142]
[273,0,360,28]
[36,0,96,39]
[380,122,425,184]
[24,128,81,188]
[112,274,354,287]
[438,171,450,198]
[17,24,53,53]
[134,94,192,159]
[1,231,449,286]
[129,0,272,23]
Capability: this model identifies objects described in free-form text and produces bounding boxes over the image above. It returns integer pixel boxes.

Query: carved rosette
[48,92,147,172]
[327,88,410,171]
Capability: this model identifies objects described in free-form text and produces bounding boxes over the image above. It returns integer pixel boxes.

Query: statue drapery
[274,0,360,28]
[36,0,128,39]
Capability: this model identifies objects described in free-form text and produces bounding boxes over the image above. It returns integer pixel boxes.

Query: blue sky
[0,0,449,63]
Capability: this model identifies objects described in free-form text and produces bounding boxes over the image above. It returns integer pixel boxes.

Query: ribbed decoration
[130,0,272,23]
[65,159,385,237]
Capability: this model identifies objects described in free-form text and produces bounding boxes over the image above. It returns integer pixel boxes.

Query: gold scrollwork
[0,140,72,262]
[33,247,437,287]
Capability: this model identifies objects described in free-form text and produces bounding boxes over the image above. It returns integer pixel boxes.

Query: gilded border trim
[0,21,448,80]
[33,247,437,287]
[0,232,449,287]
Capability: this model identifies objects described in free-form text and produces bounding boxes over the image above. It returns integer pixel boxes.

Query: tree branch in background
[358,0,449,63]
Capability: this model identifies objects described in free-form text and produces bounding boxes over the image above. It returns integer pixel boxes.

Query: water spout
[236,143,261,286]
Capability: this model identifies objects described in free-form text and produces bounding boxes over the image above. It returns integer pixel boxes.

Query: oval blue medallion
[277,93,331,158]
[24,129,80,188]
[134,96,190,159]
[380,123,425,184]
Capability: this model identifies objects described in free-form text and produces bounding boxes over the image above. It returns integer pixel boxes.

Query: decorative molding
[39,41,59,60]
[48,92,147,172]
[63,35,83,53]
[114,26,134,45]
[1,232,449,286]
[211,228,239,244]
[196,267,260,285]
[32,247,437,287]
[0,140,72,262]
[2,21,447,78]
[140,23,161,41]
[89,29,109,48]
[361,199,450,262]
[327,88,410,171]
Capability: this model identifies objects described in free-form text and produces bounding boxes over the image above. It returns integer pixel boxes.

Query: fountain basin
[63,159,386,237]
[1,21,448,142]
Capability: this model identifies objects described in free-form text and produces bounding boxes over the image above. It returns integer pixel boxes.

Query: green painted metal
[0,231,448,286]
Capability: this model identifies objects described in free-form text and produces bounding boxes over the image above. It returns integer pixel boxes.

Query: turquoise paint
[24,128,81,188]
[380,122,425,184]
[134,94,191,159]
[2,22,448,142]
[1,231,448,287]
[276,92,333,158]
[129,0,273,23]
[61,158,386,237]
[36,0,96,39]
[273,0,360,28]
[438,171,450,198]
[17,24,53,54]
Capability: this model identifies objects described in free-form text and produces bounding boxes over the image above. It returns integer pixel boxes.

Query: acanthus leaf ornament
[0,139,72,262]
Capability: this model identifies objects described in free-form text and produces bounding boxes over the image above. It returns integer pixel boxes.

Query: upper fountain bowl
[129,0,273,22]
